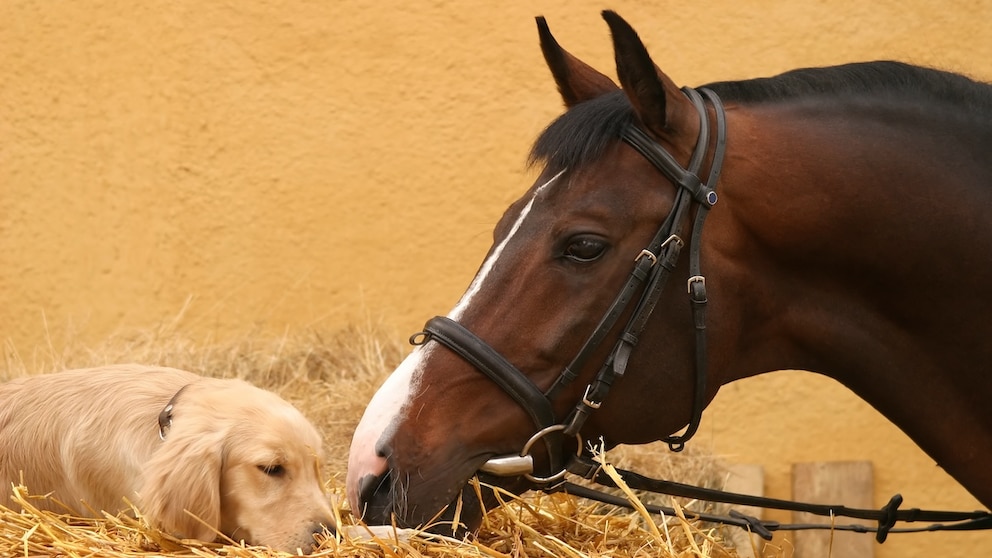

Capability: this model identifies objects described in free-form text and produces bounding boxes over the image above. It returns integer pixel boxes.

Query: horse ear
[602,10,691,136]
[537,16,618,107]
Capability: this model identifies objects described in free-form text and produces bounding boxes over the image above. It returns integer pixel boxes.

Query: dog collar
[157,385,190,440]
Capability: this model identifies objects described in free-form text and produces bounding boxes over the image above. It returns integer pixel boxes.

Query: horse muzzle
[351,464,507,533]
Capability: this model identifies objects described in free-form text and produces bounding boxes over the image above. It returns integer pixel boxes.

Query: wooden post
[722,463,765,558]
[792,461,874,558]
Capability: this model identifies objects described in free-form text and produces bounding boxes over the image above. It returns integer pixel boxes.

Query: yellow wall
[3,1,990,555]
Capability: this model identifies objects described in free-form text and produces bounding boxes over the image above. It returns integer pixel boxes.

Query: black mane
[528,90,633,173]
[529,61,992,173]
[703,61,992,108]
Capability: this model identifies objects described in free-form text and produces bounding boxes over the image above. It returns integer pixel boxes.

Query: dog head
[140,378,334,553]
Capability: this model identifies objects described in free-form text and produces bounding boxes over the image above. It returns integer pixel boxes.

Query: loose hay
[1,314,748,557]
[1,479,739,558]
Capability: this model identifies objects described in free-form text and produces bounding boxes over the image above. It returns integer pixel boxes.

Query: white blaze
[449,168,566,320]
[346,344,432,509]
[346,169,565,513]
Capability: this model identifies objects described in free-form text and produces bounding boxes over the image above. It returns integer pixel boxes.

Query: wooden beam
[792,461,874,558]
[722,463,765,558]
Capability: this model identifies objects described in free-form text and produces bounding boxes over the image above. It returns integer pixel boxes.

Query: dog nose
[313,518,334,536]
[301,519,335,555]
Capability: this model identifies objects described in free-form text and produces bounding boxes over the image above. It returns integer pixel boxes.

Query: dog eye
[258,464,285,477]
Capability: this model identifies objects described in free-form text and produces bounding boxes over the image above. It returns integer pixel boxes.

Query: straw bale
[1,313,752,557]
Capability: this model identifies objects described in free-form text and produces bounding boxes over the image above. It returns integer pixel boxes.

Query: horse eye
[564,236,608,263]
[258,464,285,477]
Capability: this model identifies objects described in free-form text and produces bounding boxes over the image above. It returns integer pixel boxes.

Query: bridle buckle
[635,235,684,268]
[687,275,705,294]
[635,249,658,267]
[581,384,603,410]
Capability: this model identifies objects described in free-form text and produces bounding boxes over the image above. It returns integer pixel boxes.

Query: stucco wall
[3,1,990,555]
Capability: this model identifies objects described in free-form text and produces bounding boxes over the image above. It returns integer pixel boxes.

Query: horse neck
[707,101,992,447]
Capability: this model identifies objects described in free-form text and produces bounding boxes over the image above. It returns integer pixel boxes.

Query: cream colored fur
[0,364,334,553]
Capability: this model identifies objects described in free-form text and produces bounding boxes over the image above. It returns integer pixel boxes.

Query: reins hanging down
[558,456,992,542]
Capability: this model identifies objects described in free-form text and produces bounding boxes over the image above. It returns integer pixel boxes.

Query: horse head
[347,11,725,531]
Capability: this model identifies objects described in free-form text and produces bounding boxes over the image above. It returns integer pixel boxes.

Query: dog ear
[140,427,224,542]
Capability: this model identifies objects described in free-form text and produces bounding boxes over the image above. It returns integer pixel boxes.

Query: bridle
[411,85,726,484]
[406,87,992,539]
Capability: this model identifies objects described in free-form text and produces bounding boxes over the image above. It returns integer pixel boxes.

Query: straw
[1,315,745,557]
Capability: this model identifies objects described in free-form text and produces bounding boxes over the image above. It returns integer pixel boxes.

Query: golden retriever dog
[0,364,334,553]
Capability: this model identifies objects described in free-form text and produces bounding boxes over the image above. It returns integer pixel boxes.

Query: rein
[553,479,992,542]
[409,86,992,539]
[559,457,992,542]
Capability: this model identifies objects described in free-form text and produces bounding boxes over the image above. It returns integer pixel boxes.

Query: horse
[347,10,992,533]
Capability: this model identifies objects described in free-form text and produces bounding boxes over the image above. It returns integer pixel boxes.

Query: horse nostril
[375,438,390,459]
[358,470,389,502]
[355,470,394,523]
